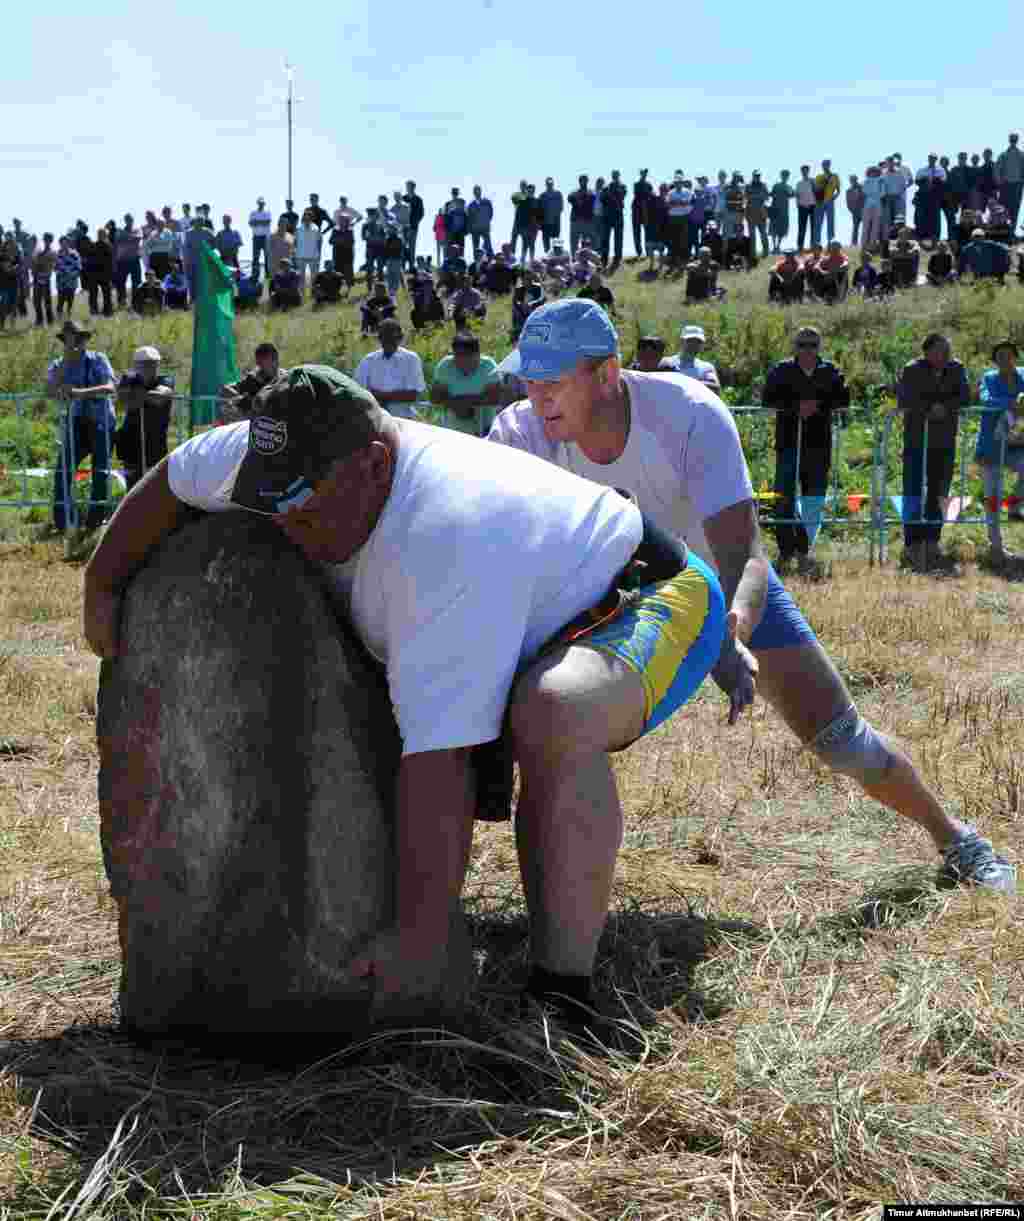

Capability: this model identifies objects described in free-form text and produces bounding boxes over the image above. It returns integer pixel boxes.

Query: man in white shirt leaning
[352,319,424,421]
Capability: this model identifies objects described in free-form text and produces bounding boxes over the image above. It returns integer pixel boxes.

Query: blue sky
[6,1,1024,246]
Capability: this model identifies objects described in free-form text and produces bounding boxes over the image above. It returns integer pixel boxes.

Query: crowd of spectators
[4,136,1023,332]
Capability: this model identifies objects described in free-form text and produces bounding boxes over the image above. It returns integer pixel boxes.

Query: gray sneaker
[938,827,1017,894]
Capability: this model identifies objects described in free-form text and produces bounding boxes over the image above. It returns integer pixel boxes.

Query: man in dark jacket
[896,333,971,572]
[632,170,653,257]
[762,327,850,574]
[567,175,597,257]
[402,181,425,270]
[600,171,628,267]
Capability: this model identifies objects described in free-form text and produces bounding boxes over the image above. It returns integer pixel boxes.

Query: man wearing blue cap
[83,362,736,1038]
[490,299,1016,895]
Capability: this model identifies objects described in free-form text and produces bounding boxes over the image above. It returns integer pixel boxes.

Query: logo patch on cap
[249,416,288,456]
[523,322,552,344]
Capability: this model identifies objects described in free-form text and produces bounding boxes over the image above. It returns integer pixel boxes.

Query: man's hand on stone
[712,611,759,726]
[84,585,122,659]
[347,926,448,1009]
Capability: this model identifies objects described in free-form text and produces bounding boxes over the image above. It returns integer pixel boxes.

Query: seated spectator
[162,260,189,309]
[409,271,445,329]
[574,238,603,279]
[511,273,545,339]
[132,268,164,315]
[437,242,469,293]
[235,268,264,311]
[684,246,723,302]
[497,241,519,267]
[360,280,397,334]
[114,345,176,490]
[983,202,1013,245]
[220,343,281,419]
[703,220,724,266]
[312,260,345,307]
[663,324,721,391]
[952,207,979,251]
[889,229,921,288]
[813,240,849,303]
[852,251,881,297]
[724,219,754,271]
[482,251,519,295]
[351,318,425,422]
[927,242,957,287]
[876,258,896,296]
[269,258,303,310]
[446,274,488,327]
[629,334,671,372]
[576,269,615,312]
[542,240,573,291]
[429,330,502,437]
[958,228,1011,282]
[769,250,806,304]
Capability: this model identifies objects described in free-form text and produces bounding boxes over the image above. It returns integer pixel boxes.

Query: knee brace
[808,705,893,782]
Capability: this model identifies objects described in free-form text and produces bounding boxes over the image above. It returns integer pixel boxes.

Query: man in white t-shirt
[489,300,1015,895]
[82,363,730,1036]
[248,196,273,278]
[352,319,424,421]
[663,324,721,391]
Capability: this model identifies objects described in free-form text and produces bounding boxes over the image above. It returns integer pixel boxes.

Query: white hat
[680,325,705,341]
[133,345,161,364]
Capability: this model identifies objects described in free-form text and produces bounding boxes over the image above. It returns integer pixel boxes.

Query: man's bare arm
[703,498,770,643]
[83,460,192,657]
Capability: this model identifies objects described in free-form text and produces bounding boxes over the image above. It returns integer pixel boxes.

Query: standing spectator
[429,330,501,437]
[468,185,494,260]
[306,193,334,236]
[269,258,303,311]
[846,174,865,246]
[509,179,530,255]
[330,219,357,290]
[403,181,424,269]
[433,208,447,264]
[769,170,794,253]
[882,157,908,234]
[632,169,653,257]
[937,156,958,241]
[391,190,411,257]
[812,159,840,246]
[162,259,189,309]
[976,149,998,213]
[294,213,323,288]
[444,189,468,255]
[690,176,713,255]
[514,184,541,262]
[768,250,806,304]
[0,234,21,331]
[249,196,272,277]
[382,226,405,297]
[268,216,295,280]
[360,280,397,334]
[762,327,850,575]
[795,165,816,250]
[539,177,564,253]
[644,182,669,273]
[215,215,243,268]
[592,177,606,260]
[996,133,1024,234]
[352,318,425,421]
[133,268,165,315]
[897,333,970,573]
[195,204,215,233]
[568,175,596,256]
[723,173,746,240]
[946,152,972,229]
[114,345,176,491]
[958,228,1011,282]
[362,208,387,284]
[11,219,35,318]
[914,154,946,242]
[47,320,117,532]
[113,214,143,309]
[860,165,885,250]
[664,324,721,391]
[976,340,1024,567]
[144,221,177,280]
[84,229,115,317]
[54,235,81,318]
[712,169,729,227]
[600,171,627,267]
[745,171,771,258]
[182,219,213,301]
[278,199,299,234]
[665,174,693,267]
[30,232,57,327]
[333,195,363,231]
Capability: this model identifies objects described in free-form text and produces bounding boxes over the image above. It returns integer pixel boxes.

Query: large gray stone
[97,513,471,1039]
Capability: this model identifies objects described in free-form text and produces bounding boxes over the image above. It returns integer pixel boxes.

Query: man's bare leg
[508,644,646,976]
[754,640,965,850]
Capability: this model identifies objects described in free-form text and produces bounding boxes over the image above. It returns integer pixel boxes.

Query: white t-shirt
[795,178,817,208]
[663,354,721,390]
[167,419,642,756]
[487,371,753,567]
[353,348,427,397]
[249,209,272,236]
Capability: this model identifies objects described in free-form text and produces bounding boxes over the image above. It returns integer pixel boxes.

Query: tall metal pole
[287,68,293,203]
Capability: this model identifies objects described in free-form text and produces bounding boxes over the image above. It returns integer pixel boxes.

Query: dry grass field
[0,254,1022,1218]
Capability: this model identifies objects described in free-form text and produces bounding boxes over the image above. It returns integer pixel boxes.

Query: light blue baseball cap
[517,299,619,382]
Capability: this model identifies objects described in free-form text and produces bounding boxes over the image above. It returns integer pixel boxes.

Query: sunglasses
[796,342,820,350]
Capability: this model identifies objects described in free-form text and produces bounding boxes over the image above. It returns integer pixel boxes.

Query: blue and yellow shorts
[580,551,726,739]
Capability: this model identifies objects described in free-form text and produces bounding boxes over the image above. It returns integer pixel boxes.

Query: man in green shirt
[430,331,501,437]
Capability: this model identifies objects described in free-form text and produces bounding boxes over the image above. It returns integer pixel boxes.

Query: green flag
[189,241,240,428]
